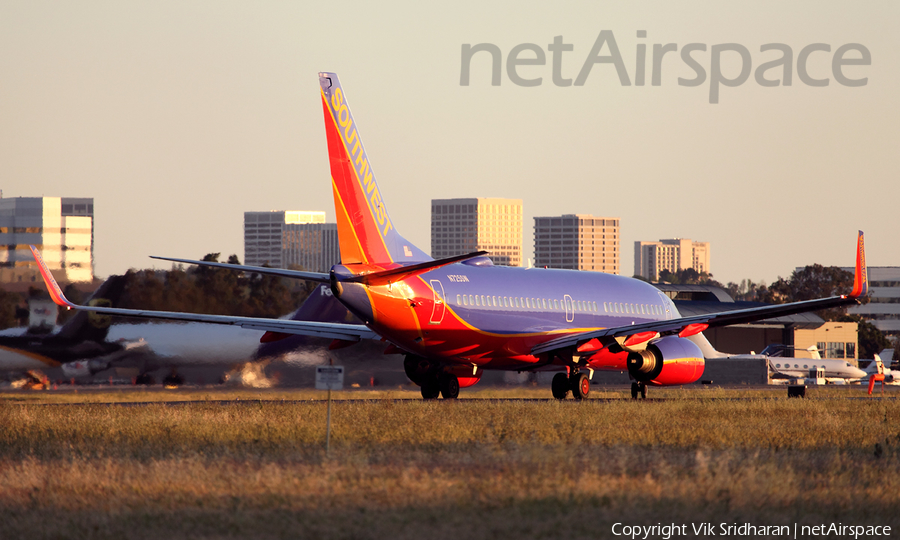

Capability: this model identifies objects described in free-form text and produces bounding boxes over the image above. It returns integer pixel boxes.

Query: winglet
[29,245,76,309]
[849,231,868,298]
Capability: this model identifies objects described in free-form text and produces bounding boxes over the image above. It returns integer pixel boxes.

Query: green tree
[763,265,855,321]
[0,286,21,329]
[658,268,723,287]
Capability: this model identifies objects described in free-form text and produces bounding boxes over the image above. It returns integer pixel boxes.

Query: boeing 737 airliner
[31,72,869,400]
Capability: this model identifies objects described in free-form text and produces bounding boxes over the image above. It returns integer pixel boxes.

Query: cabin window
[776,364,781,368]
[456,294,461,305]
[469,295,474,305]
[462,295,468,306]
[542,299,547,309]
[492,296,498,307]
[505,297,510,308]
[554,299,559,310]
[803,365,808,369]
[603,302,608,312]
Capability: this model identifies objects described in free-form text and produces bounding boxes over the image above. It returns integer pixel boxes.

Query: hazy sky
[1,1,897,285]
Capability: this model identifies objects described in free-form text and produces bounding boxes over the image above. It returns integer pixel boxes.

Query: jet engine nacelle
[61,360,109,378]
[626,335,705,386]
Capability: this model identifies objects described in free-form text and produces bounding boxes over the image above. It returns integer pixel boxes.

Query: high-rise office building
[634,238,710,281]
[431,198,522,266]
[533,214,620,274]
[0,197,94,283]
[244,211,340,272]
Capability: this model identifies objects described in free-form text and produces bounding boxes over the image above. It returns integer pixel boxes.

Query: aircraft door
[658,291,673,320]
[564,294,574,323]
[429,280,445,324]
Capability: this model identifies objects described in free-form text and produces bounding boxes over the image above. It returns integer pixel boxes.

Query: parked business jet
[764,345,867,382]
[30,72,870,400]
[0,275,146,382]
[862,349,896,383]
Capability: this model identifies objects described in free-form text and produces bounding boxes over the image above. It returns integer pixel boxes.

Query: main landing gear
[420,372,459,400]
[404,355,460,400]
[551,370,590,400]
[631,381,648,399]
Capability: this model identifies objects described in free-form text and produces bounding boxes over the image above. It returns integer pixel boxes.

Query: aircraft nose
[852,367,867,378]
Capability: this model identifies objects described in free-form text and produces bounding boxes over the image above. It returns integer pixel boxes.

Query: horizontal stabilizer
[344,251,489,286]
[150,256,331,283]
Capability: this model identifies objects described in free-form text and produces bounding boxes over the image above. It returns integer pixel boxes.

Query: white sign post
[315,365,344,457]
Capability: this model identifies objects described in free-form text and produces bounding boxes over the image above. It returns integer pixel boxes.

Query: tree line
[0,254,316,330]
[114,254,316,318]
[0,258,892,361]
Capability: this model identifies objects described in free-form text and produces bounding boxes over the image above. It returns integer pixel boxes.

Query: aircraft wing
[531,294,858,356]
[533,230,869,357]
[29,246,378,342]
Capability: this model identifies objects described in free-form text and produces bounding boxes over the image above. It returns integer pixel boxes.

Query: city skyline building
[0,196,94,283]
[533,214,620,274]
[431,198,523,266]
[634,238,711,281]
[243,211,339,272]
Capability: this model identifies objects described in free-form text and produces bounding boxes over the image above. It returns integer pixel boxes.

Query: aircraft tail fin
[318,72,431,266]
[55,275,128,342]
[849,231,868,298]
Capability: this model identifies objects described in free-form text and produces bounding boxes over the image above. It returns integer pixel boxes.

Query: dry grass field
[1,387,898,539]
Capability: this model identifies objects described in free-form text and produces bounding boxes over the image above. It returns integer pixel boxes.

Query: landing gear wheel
[439,374,460,399]
[135,373,155,386]
[570,372,589,400]
[551,373,570,400]
[640,382,647,399]
[420,376,440,400]
[163,371,185,388]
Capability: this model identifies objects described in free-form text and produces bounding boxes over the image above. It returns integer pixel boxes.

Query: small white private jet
[765,345,867,383]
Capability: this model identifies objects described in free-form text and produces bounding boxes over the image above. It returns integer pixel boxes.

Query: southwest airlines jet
[30,72,869,400]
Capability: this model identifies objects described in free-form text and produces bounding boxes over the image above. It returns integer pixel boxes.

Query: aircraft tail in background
[319,72,431,266]
[55,274,128,342]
